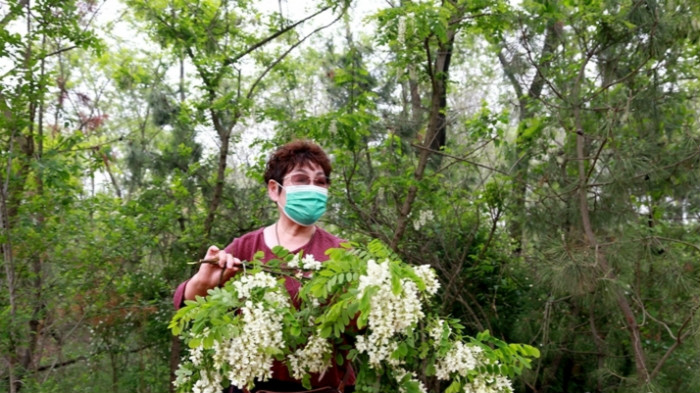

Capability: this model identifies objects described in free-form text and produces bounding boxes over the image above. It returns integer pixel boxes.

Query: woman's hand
[184,245,242,300]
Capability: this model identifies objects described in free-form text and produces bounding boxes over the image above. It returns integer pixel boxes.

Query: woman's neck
[274,217,315,250]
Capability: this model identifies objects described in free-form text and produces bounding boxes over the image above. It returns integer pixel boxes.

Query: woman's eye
[291,174,310,184]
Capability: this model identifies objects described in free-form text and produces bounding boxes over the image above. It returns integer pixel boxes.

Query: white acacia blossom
[233,271,279,299]
[175,272,289,390]
[413,210,434,230]
[463,375,514,393]
[192,369,223,393]
[189,344,205,366]
[287,253,322,271]
[429,319,450,344]
[398,16,406,45]
[222,300,286,388]
[226,272,287,387]
[287,333,333,379]
[355,259,425,366]
[172,364,193,389]
[394,368,428,393]
[414,264,440,295]
[435,341,484,380]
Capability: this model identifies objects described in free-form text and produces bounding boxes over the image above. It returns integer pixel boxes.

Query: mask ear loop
[273,179,284,195]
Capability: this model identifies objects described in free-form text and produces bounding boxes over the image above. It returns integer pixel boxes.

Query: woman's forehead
[289,162,324,174]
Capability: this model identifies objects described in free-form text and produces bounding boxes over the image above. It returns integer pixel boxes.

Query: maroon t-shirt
[172,226,355,389]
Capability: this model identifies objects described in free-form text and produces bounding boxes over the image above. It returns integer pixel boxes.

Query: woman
[173,140,355,393]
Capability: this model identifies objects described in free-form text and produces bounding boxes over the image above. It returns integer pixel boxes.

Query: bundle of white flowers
[170,241,539,393]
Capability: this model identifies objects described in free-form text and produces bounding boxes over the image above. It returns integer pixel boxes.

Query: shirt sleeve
[173,279,190,309]
[173,237,240,310]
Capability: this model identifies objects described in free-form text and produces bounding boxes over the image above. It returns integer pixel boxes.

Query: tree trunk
[499,22,558,253]
[573,110,650,384]
[202,112,232,240]
[391,15,458,250]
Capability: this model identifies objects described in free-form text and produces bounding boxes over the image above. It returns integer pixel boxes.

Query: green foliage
[2,0,699,392]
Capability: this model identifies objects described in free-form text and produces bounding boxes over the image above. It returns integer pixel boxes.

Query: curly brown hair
[263,140,332,186]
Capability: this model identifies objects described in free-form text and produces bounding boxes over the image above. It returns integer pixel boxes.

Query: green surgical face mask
[277,184,328,226]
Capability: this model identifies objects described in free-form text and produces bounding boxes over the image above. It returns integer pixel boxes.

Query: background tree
[495,0,700,391]
[124,0,352,242]
[1,1,103,391]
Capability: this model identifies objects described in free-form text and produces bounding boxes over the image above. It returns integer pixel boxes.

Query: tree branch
[222,6,332,69]
[245,5,347,101]
[649,303,699,380]
[33,344,157,373]
[648,236,700,253]
[410,143,509,174]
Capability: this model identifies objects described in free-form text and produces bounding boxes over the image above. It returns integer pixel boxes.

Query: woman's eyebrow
[291,168,324,175]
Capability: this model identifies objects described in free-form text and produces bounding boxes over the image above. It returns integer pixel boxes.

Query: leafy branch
[170,240,539,393]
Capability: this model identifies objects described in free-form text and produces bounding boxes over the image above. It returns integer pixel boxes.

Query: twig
[409,143,509,174]
[192,259,306,283]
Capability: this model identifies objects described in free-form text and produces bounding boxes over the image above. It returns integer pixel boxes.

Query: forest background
[1,0,699,392]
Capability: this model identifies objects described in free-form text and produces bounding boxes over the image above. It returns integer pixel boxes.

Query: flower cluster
[220,300,285,388]
[172,271,288,391]
[192,368,224,393]
[413,209,435,230]
[287,333,333,379]
[287,252,322,271]
[355,259,427,366]
[435,341,484,379]
[398,15,406,45]
[173,338,225,393]
[434,341,514,393]
[394,368,428,393]
[429,319,449,342]
[233,271,276,296]
[414,264,440,295]
[463,375,514,393]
